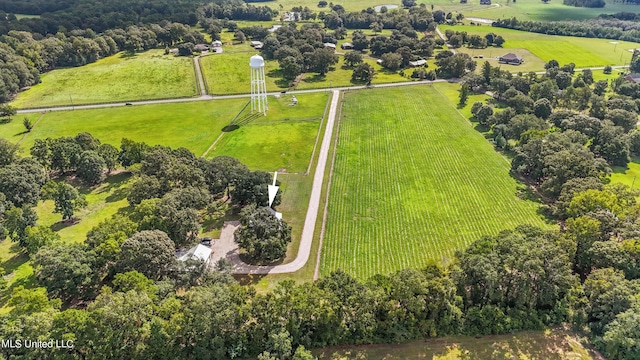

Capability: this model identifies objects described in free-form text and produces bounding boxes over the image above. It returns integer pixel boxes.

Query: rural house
[498,53,523,65]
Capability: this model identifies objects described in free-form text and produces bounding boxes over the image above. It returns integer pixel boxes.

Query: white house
[177,244,212,265]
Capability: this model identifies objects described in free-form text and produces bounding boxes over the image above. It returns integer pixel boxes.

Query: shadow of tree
[302,73,327,84]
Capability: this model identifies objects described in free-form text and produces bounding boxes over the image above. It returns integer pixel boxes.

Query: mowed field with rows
[320,85,550,279]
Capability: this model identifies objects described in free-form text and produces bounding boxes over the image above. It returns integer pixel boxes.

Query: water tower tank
[250,54,265,69]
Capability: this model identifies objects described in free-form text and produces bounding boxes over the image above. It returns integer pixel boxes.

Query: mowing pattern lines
[320,86,548,279]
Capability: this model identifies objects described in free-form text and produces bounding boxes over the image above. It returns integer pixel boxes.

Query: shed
[409,59,427,67]
[177,244,212,265]
[194,44,210,52]
[211,40,222,47]
[324,42,337,50]
[250,41,264,49]
[498,53,523,65]
[341,42,354,50]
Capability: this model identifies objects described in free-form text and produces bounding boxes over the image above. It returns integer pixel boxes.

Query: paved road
[16,79,452,114]
[225,90,341,274]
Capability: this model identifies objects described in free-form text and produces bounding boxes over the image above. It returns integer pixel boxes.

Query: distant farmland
[320,85,550,279]
[12,50,197,108]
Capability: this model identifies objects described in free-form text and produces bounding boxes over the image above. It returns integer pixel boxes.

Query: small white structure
[250,41,264,49]
[409,59,427,67]
[211,40,222,47]
[324,42,337,50]
[250,54,268,115]
[177,244,212,265]
[291,96,298,105]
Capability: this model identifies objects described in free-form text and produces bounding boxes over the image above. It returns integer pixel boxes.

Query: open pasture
[440,24,637,69]
[320,84,548,279]
[422,0,640,21]
[206,92,329,172]
[1,99,247,155]
[261,0,640,21]
[12,50,198,109]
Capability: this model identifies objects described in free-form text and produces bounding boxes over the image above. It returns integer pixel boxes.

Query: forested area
[494,16,640,43]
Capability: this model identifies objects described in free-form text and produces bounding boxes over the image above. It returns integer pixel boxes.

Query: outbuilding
[409,59,427,67]
[251,41,264,49]
[341,42,354,50]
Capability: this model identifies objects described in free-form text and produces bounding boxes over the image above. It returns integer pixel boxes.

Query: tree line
[0,0,276,37]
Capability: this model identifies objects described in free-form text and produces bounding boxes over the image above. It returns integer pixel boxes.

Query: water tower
[250,54,268,115]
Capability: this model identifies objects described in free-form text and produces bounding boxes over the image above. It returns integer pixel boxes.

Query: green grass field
[257,0,640,20]
[611,159,640,188]
[206,92,329,172]
[440,25,637,69]
[11,50,198,109]
[200,52,287,94]
[423,0,640,21]
[1,100,247,156]
[320,85,549,279]
[316,328,595,359]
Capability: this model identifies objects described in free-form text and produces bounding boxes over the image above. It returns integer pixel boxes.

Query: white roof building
[409,59,427,67]
[177,244,212,265]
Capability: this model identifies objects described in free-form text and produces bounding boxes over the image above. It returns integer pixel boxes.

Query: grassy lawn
[14,14,41,19]
[320,84,549,279]
[423,0,640,21]
[200,52,287,94]
[12,50,198,109]
[611,159,640,188]
[316,328,596,359]
[0,172,133,312]
[440,25,637,69]
[1,99,250,156]
[207,92,329,172]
